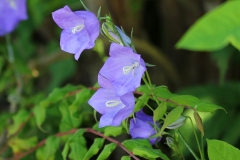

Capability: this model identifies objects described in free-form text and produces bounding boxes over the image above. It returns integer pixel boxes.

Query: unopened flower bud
[166,137,177,151]
[166,116,186,129]
[102,18,131,47]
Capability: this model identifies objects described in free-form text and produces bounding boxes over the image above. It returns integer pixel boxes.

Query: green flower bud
[166,116,186,129]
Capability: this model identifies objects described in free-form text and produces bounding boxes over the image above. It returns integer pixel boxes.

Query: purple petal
[75,11,100,48]
[88,88,124,114]
[60,29,89,60]
[136,110,154,123]
[99,56,132,81]
[52,6,84,30]
[130,118,158,144]
[98,74,113,89]
[99,109,121,127]
[0,0,27,36]
[109,43,139,59]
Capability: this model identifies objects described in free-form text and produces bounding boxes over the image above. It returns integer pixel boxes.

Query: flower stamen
[123,61,139,75]
[72,24,84,33]
[105,100,121,107]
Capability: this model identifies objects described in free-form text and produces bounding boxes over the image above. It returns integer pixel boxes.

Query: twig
[7,128,140,160]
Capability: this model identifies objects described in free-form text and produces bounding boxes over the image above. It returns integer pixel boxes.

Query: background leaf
[176,1,240,51]
[207,139,240,160]
[97,143,116,160]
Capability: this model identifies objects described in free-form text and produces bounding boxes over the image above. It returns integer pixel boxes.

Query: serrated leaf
[154,101,167,122]
[121,156,131,160]
[97,143,116,160]
[176,1,240,51]
[8,109,29,136]
[154,86,174,99]
[36,136,60,160]
[83,138,105,160]
[122,139,152,151]
[193,111,204,136]
[104,126,123,137]
[160,106,184,134]
[135,93,149,112]
[59,100,81,131]
[207,139,240,160]
[195,102,226,112]
[170,95,201,107]
[133,147,169,160]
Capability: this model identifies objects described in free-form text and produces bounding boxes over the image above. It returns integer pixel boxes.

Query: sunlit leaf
[176,1,240,51]
[133,147,169,160]
[104,126,123,137]
[122,139,152,151]
[8,136,37,153]
[154,101,167,122]
[207,139,240,160]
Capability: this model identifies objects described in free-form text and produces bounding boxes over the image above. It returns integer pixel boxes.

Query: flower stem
[177,131,200,160]
[6,34,23,113]
[188,116,204,160]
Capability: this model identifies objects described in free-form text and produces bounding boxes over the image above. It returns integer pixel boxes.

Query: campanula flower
[52,5,100,60]
[0,0,28,36]
[88,75,135,128]
[99,43,146,96]
[130,110,161,144]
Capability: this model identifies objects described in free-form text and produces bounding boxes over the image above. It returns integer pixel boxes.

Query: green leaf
[195,102,226,112]
[193,111,204,136]
[83,138,105,160]
[154,86,174,99]
[176,1,240,51]
[154,101,167,122]
[121,156,131,160]
[8,136,37,153]
[137,85,151,94]
[122,139,152,151]
[133,147,169,160]
[170,95,201,107]
[207,139,240,160]
[104,126,123,137]
[33,105,46,129]
[66,129,87,160]
[135,93,149,112]
[36,136,60,160]
[59,100,81,131]
[8,109,29,136]
[97,143,116,160]
[160,106,184,134]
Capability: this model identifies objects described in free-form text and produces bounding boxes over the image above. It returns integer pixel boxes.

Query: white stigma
[105,100,121,107]
[123,61,139,75]
[72,24,85,34]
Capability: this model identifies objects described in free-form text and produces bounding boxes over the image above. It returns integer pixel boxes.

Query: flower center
[105,100,121,107]
[72,24,84,34]
[123,61,139,75]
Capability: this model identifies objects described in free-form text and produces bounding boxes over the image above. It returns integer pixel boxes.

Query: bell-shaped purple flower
[88,75,135,128]
[52,5,100,60]
[0,0,28,36]
[130,110,161,145]
[99,43,146,96]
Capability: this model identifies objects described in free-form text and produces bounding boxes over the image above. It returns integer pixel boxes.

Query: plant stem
[6,34,23,113]
[188,117,204,160]
[178,131,200,160]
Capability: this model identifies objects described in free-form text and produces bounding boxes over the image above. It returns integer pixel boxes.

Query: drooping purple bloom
[52,5,100,60]
[130,110,161,144]
[0,0,28,36]
[99,43,146,96]
[88,75,135,128]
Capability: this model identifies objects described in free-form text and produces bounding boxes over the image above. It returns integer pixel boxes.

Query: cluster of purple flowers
[52,5,161,144]
[0,0,28,36]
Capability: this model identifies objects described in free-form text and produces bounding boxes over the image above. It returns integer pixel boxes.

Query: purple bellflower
[52,5,100,60]
[130,110,161,145]
[99,43,146,96]
[88,74,135,128]
[0,0,28,36]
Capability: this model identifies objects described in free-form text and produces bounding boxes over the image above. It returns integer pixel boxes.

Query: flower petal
[52,5,84,30]
[60,29,89,60]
